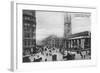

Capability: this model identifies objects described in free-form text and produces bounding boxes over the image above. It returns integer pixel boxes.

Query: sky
[36,11,64,41]
[71,13,91,34]
[36,11,91,41]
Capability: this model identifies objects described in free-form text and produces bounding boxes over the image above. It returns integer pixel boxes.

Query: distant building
[42,35,64,48]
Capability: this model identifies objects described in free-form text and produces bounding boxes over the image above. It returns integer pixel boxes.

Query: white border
[12,1,97,71]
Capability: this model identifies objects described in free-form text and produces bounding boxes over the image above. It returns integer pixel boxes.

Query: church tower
[64,13,72,38]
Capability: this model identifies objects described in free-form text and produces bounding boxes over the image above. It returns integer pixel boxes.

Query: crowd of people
[23,46,91,62]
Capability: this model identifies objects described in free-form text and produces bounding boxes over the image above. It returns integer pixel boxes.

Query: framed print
[11,1,97,71]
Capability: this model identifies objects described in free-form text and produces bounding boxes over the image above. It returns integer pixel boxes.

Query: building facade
[23,10,36,56]
[67,31,91,51]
